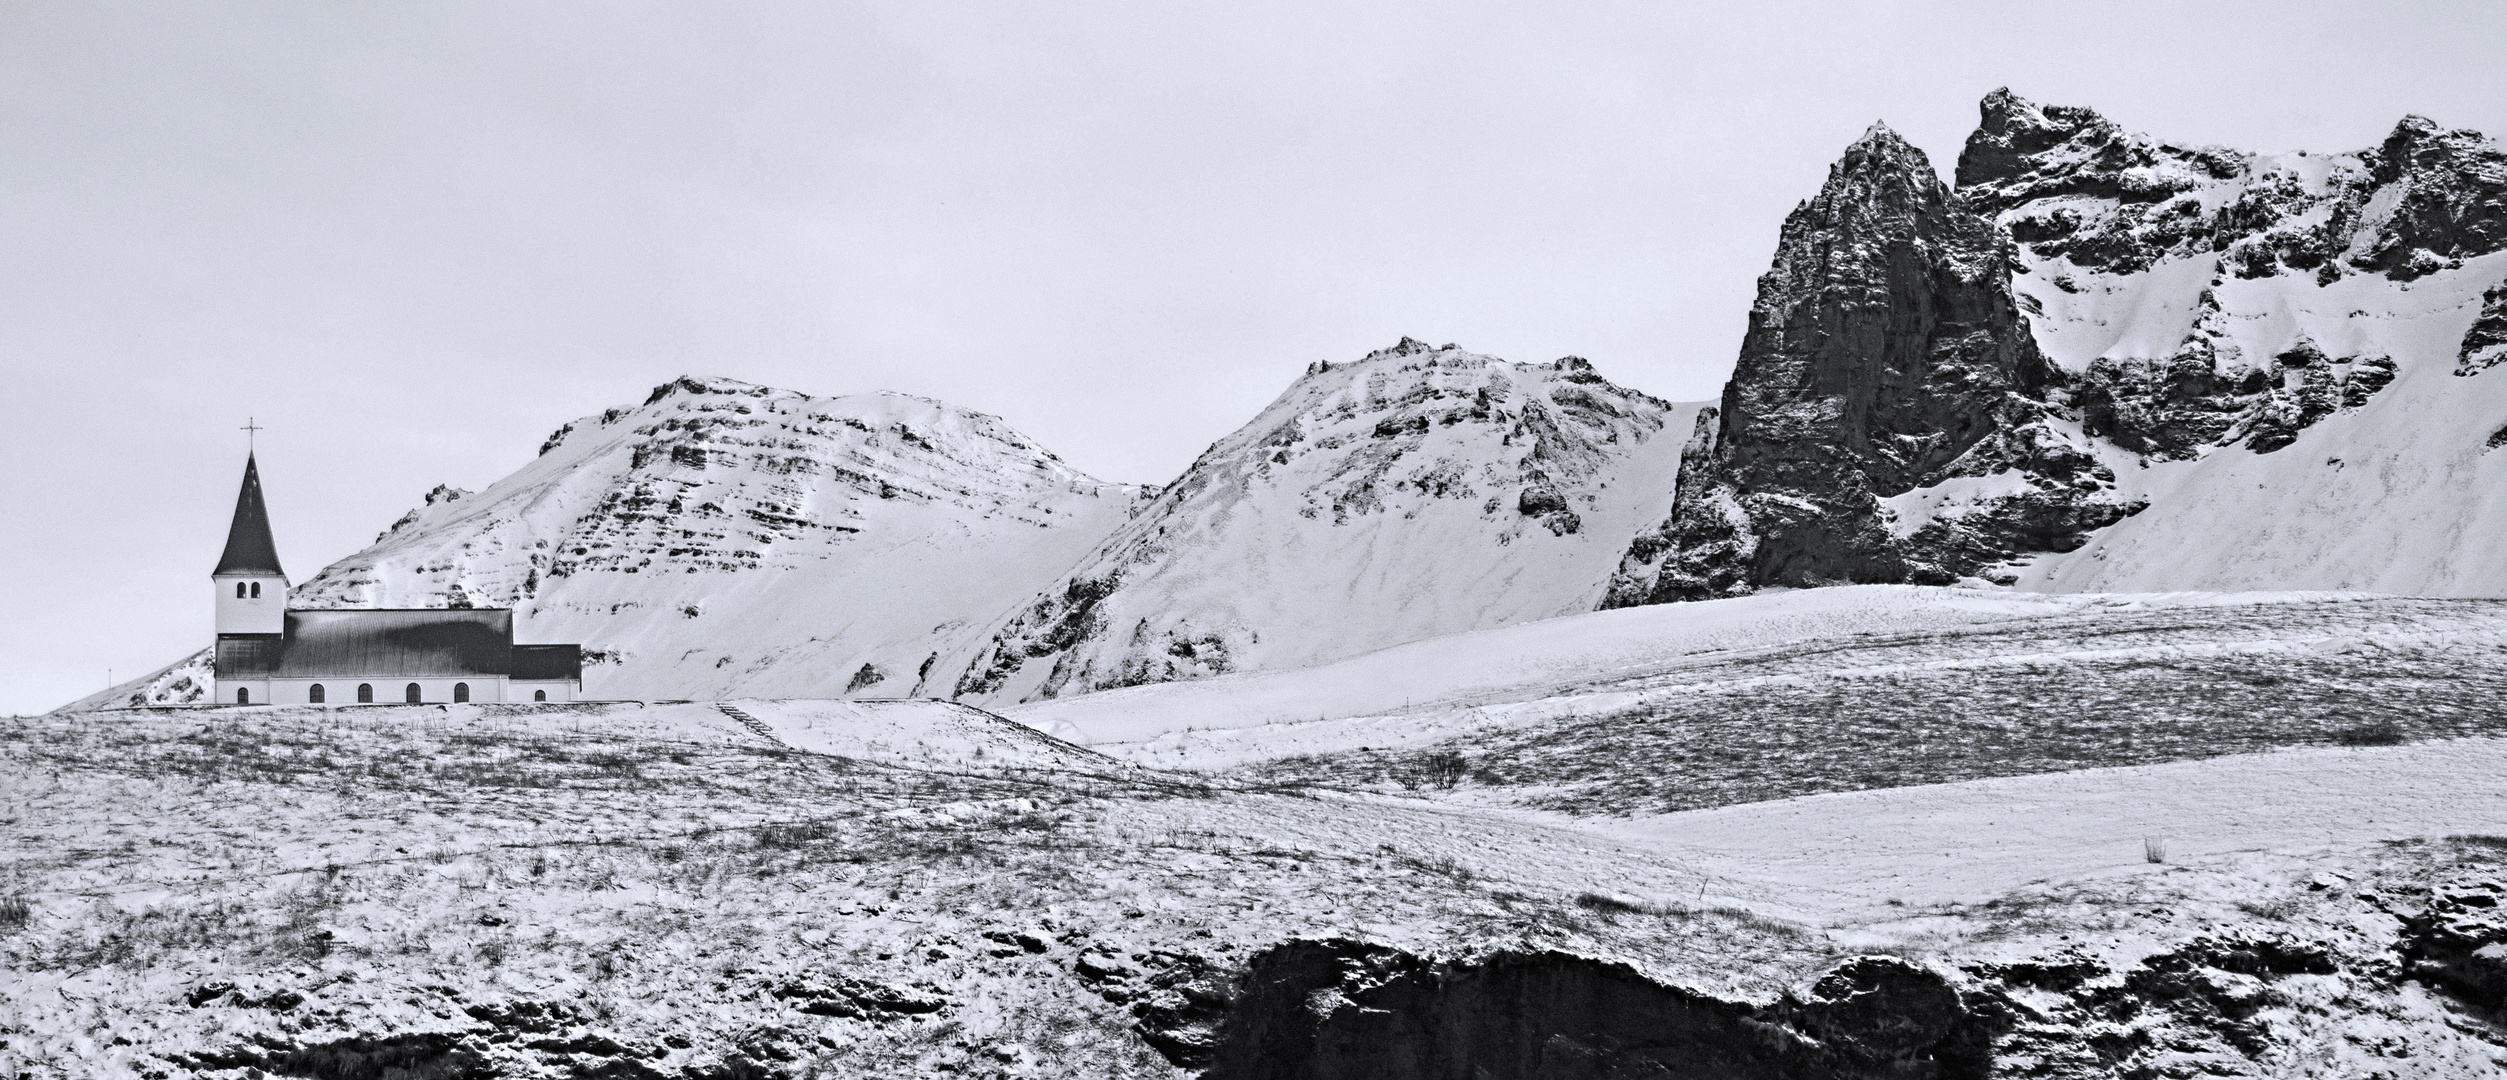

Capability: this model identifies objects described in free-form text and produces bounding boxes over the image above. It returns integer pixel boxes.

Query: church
[211,454,584,706]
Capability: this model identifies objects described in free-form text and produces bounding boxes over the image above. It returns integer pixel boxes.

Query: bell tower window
[249,581,261,598]
[236,582,247,599]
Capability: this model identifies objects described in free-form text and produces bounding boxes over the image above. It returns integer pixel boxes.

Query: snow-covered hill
[947,338,1705,703]
[287,376,1145,700]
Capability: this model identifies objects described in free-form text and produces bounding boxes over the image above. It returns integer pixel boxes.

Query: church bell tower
[213,454,289,635]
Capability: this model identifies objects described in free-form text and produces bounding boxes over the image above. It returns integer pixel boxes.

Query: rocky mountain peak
[1957,88,2137,193]
[1609,122,2134,603]
[1807,120,1949,222]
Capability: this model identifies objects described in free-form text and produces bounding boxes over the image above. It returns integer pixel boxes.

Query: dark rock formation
[2460,279,2507,377]
[1207,940,2000,1080]
[1611,125,2132,602]
[2071,328,2397,459]
[2400,871,2507,1013]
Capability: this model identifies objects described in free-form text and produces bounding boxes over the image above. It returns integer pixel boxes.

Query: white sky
[5,1,2504,714]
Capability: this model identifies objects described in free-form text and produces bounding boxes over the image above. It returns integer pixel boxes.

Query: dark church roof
[213,455,287,578]
[216,609,581,681]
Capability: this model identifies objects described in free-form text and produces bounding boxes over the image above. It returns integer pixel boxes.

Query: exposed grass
[1251,603,2507,816]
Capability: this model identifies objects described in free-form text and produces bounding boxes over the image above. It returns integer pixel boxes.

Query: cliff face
[1610,125,2131,604]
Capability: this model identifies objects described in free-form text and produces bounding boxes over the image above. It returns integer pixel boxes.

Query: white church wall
[214,678,272,706]
[510,679,578,703]
[214,676,516,705]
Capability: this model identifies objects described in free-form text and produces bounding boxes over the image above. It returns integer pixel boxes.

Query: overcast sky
[5,1,2503,714]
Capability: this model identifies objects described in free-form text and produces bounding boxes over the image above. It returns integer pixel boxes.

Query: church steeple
[213,453,288,637]
[214,454,286,578]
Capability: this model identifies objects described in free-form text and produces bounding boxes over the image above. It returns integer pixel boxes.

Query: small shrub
[2144,836,2167,864]
[1575,891,1651,915]
[0,894,31,932]
[1422,751,1469,790]
[2333,720,2406,746]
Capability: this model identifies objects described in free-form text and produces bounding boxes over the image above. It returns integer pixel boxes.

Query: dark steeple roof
[213,454,287,578]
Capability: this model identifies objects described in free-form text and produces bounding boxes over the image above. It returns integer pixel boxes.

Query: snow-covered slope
[289,376,1143,700]
[948,338,1705,703]
[46,648,213,713]
[2015,253,2507,593]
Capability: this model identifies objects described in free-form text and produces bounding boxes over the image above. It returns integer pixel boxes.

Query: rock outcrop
[1611,125,2131,603]
[1208,941,1999,1080]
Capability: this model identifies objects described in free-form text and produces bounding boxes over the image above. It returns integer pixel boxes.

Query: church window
[309,684,325,703]
[534,689,547,702]
[249,581,261,598]
[357,683,373,703]
[453,682,470,703]
[236,582,247,599]
[236,687,250,704]
[405,683,422,704]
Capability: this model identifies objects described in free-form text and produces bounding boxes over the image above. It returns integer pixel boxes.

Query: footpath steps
[715,703,788,747]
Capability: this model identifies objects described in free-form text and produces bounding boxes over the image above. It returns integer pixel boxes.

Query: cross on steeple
[241,417,264,453]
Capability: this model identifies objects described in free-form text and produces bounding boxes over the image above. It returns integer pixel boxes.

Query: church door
[453,682,469,703]
[357,683,373,703]
[405,683,422,704]
[236,687,249,705]
[309,684,325,704]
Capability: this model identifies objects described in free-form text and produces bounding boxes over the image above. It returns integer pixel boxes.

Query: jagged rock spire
[213,454,286,578]
[1604,118,2125,604]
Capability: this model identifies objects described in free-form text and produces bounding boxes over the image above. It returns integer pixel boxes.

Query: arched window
[308,684,325,703]
[357,683,373,703]
[236,582,247,599]
[453,682,470,703]
[405,683,422,704]
[236,687,250,705]
[249,581,261,598]
[533,689,547,702]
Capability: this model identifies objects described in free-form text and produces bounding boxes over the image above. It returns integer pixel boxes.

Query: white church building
[211,454,583,706]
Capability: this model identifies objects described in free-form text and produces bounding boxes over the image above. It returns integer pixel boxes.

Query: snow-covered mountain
[948,339,1704,703]
[287,376,1145,700]
[1612,89,2507,601]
